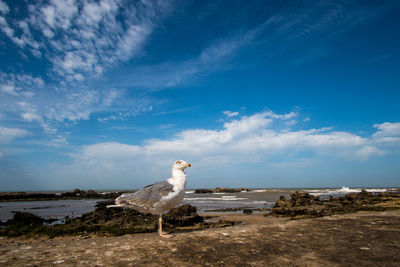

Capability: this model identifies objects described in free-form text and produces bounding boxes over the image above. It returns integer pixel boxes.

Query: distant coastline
[1,186,399,202]
[0,189,129,202]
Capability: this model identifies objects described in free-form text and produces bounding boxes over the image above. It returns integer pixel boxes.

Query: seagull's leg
[158,215,173,238]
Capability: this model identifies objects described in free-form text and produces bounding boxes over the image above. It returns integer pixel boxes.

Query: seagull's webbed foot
[159,232,173,239]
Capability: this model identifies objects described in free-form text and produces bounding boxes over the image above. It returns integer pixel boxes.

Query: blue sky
[0,0,399,191]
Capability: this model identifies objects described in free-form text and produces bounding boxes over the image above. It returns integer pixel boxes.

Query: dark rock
[204,207,246,212]
[164,204,203,227]
[6,212,45,226]
[290,192,321,206]
[194,187,252,193]
[194,189,213,194]
[243,209,253,214]
[214,187,251,193]
[273,195,287,208]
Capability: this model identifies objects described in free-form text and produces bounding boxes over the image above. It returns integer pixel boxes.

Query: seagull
[108,160,192,238]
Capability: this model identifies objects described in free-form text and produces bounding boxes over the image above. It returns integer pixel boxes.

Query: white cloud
[264,111,297,120]
[0,84,16,95]
[0,126,28,144]
[68,112,400,178]
[0,0,172,81]
[223,111,239,117]
[373,122,400,138]
[0,1,9,14]
[0,72,43,97]
[0,1,167,135]
[102,88,121,106]
[0,12,25,47]
[21,112,42,122]
[371,122,400,150]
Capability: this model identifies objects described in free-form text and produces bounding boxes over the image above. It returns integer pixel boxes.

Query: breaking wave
[306,186,387,196]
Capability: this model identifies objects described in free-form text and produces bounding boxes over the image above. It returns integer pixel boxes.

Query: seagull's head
[173,160,192,171]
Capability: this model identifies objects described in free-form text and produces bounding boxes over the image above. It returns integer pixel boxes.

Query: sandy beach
[1,210,399,266]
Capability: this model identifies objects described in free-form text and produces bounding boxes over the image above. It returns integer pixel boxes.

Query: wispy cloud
[116,29,257,90]
[97,108,153,122]
[47,135,69,147]
[258,0,398,63]
[223,111,239,117]
[153,108,190,116]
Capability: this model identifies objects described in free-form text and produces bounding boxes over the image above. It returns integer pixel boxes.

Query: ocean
[0,187,392,222]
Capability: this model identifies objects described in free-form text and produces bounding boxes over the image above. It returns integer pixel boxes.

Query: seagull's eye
[176,161,181,164]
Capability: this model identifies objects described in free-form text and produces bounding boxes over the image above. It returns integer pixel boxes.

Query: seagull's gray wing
[115,180,175,211]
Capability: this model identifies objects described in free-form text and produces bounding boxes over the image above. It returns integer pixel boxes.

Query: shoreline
[0,189,128,202]
[1,187,398,202]
[1,190,399,237]
[1,210,399,266]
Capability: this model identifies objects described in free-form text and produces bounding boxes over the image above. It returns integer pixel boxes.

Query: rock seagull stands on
[107,160,192,238]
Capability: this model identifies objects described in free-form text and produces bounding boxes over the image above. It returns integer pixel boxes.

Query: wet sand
[1,210,399,266]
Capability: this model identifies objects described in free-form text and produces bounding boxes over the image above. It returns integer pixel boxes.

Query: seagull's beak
[187,163,192,167]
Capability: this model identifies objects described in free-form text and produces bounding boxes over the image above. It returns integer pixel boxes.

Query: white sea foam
[252,201,267,204]
[306,186,387,196]
[365,188,388,192]
[249,189,267,193]
[184,196,248,201]
[185,190,195,194]
[222,195,238,199]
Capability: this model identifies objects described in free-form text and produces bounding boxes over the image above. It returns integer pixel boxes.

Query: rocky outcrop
[2,212,56,226]
[194,189,214,194]
[0,203,209,237]
[271,190,400,218]
[0,190,128,202]
[214,187,252,193]
[66,202,203,233]
[194,187,252,193]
